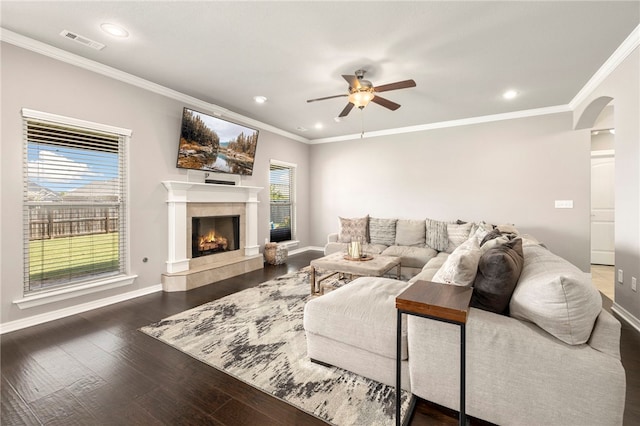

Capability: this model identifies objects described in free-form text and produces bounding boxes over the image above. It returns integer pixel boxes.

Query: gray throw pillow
[471,238,524,315]
[369,217,397,246]
[425,218,449,251]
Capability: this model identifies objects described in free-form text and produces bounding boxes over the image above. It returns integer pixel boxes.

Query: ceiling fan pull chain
[360,108,365,138]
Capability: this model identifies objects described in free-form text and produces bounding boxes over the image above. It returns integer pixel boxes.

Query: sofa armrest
[327,233,339,243]
[588,309,621,359]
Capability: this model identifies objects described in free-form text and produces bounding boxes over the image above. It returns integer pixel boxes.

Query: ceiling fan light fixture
[348,89,375,108]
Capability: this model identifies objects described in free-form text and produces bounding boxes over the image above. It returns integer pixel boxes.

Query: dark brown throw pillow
[471,238,524,315]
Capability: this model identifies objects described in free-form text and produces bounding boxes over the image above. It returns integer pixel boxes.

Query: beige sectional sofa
[324,216,475,279]
[306,216,626,425]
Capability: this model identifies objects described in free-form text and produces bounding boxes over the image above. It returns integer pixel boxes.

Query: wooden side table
[395,280,473,426]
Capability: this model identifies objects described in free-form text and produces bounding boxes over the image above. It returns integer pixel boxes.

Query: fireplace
[192,215,240,258]
[161,181,263,292]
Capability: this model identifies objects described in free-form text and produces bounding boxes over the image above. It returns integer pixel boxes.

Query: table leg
[396,310,402,426]
[396,262,401,279]
[310,265,316,295]
[460,323,466,426]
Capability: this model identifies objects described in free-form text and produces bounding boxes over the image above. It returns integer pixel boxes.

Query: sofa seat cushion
[382,245,437,269]
[303,276,412,360]
[509,244,602,345]
[409,252,449,283]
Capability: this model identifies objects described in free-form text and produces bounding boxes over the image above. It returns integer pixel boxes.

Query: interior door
[590,152,615,265]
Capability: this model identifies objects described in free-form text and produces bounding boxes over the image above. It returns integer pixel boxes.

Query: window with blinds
[269,161,295,243]
[22,110,129,294]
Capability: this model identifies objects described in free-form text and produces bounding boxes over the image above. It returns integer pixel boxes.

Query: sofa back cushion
[509,244,602,345]
[369,217,397,246]
[395,219,426,247]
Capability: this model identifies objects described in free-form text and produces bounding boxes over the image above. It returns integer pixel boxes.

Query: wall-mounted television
[176,107,259,176]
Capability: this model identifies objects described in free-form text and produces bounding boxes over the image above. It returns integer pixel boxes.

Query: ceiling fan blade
[342,74,360,89]
[371,95,401,111]
[306,94,348,103]
[338,103,355,117]
[374,79,416,93]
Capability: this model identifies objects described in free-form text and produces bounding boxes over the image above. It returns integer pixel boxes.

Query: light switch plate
[554,200,574,209]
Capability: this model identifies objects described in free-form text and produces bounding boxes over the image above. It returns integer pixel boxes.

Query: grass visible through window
[29,233,119,290]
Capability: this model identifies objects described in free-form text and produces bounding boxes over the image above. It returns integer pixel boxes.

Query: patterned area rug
[140,267,412,425]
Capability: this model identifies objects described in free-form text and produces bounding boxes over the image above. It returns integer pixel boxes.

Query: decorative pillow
[425,218,449,251]
[496,223,519,234]
[471,238,524,315]
[445,222,473,253]
[369,217,397,246]
[509,244,602,345]
[395,219,426,247]
[480,228,503,246]
[432,236,481,287]
[338,215,368,243]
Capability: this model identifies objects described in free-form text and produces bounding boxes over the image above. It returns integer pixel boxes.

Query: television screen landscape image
[177,107,259,175]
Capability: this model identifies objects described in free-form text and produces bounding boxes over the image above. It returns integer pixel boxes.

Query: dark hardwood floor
[2,251,638,425]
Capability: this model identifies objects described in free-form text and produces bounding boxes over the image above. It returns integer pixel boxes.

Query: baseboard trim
[611,302,640,334]
[0,284,163,334]
[288,246,324,255]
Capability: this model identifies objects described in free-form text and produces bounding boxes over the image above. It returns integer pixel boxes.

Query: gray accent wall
[0,42,311,325]
[309,112,592,271]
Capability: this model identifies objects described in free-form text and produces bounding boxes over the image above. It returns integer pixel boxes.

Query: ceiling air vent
[59,30,105,50]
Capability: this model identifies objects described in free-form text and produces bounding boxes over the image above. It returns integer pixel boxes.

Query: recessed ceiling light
[100,23,129,38]
[503,90,518,100]
[314,123,323,129]
[296,126,308,132]
[253,96,267,104]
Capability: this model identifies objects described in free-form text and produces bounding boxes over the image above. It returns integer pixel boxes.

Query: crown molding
[0,28,309,144]
[569,23,640,110]
[309,104,571,144]
[3,22,637,146]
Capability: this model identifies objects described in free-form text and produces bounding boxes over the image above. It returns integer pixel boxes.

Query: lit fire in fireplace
[199,230,228,252]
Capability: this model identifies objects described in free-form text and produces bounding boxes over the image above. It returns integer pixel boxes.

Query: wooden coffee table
[309,251,401,295]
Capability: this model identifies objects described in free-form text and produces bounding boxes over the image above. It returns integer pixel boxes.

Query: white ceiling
[1,1,638,142]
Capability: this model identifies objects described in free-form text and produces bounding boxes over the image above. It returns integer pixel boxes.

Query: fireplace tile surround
[161,181,263,292]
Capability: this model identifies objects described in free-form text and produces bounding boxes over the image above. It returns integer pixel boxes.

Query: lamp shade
[348,89,375,107]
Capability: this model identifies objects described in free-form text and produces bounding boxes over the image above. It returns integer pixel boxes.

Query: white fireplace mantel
[162,181,263,273]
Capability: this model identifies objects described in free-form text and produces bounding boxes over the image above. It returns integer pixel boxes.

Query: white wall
[0,42,310,325]
[309,112,592,271]
[575,47,640,320]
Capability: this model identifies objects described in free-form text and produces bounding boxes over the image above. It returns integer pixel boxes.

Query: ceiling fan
[306,69,416,118]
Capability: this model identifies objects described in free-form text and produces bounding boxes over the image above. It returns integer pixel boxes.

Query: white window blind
[269,162,295,243]
[22,110,129,294]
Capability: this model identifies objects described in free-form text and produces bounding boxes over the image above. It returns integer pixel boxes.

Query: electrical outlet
[618,269,624,283]
[632,277,637,292]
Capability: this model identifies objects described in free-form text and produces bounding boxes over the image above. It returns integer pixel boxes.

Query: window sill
[13,274,138,309]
